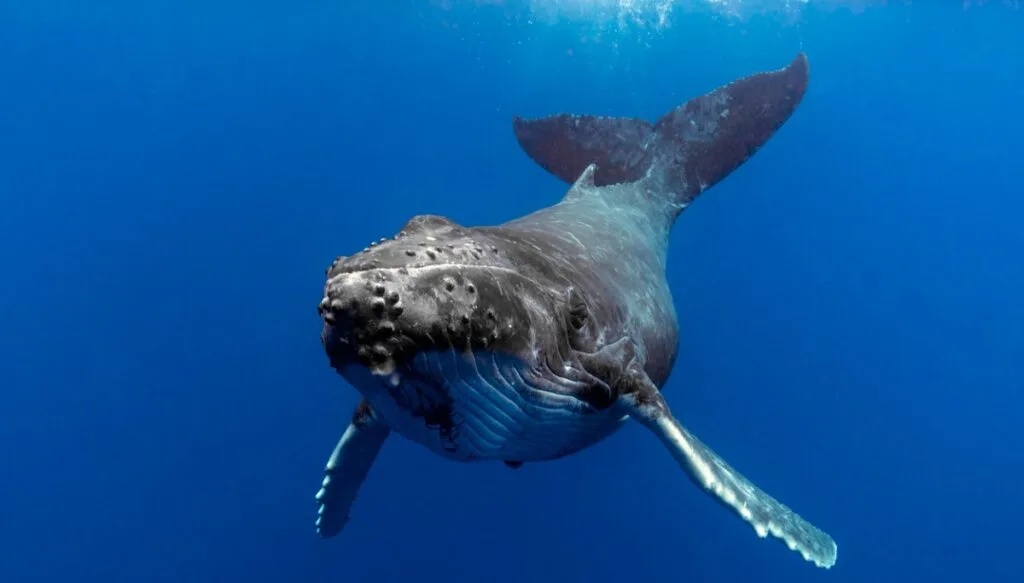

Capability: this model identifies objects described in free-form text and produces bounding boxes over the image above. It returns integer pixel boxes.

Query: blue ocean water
[1,1,1022,581]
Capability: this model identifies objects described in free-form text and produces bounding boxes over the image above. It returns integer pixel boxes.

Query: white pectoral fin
[315,401,390,538]
[619,373,838,569]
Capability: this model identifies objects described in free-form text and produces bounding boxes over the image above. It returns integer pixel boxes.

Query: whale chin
[335,351,458,445]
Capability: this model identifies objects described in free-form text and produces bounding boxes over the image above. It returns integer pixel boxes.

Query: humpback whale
[314,53,837,569]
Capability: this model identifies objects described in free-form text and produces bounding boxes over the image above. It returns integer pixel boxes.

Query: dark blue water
[2,1,1021,581]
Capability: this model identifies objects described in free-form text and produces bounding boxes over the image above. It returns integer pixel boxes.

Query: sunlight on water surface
[457,0,888,27]
[451,0,1016,28]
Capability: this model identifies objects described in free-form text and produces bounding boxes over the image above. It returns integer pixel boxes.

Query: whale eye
[570,307,587,330]
[567,287,588,330]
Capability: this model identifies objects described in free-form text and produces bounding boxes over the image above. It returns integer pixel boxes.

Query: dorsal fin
[563,163,598,201]
[512,54,809,222]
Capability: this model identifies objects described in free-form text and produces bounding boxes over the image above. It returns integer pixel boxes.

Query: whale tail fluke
[512,53,809,217]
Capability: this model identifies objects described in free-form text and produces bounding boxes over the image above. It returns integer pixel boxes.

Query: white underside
[343,349,629,462]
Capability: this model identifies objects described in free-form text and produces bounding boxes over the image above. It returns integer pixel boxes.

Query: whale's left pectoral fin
[617,365,838,569]
[315,400,390,538]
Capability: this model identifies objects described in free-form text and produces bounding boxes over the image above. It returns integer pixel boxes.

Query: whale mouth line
[326,264,551,304]
[329,262,522,279]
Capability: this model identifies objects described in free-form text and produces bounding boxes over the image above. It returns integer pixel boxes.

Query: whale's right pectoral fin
[315,400,390,538]
[616,363,837,569]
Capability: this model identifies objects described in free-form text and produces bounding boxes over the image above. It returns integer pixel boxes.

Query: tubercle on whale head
[316,214,609,398]
[318,214,551,376]
[325,214,506,278]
